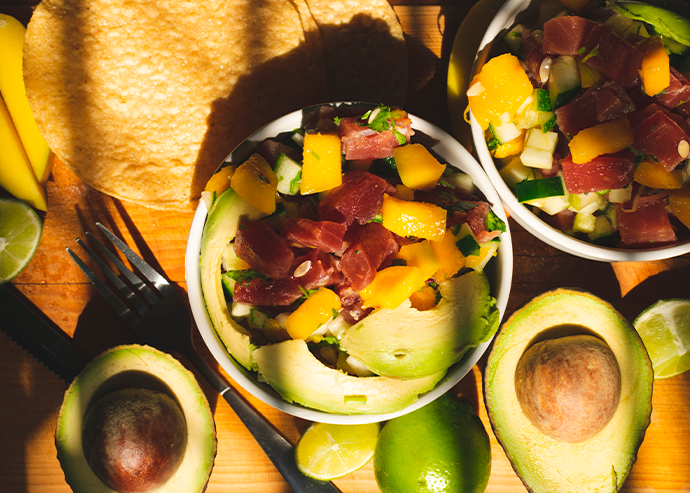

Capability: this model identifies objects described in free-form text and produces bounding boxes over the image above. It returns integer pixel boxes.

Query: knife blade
[0,285,90,382]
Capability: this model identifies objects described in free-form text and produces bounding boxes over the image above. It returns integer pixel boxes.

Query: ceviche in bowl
[185,102,512,424]
[466,0,690,261]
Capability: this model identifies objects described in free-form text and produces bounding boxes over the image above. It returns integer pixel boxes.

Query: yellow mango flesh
[569,117,634,164]
[359,266,425,310]
[0,96,46,210]
[430,229,466,282]
[492,130,525,159]
[638,36,670,96]
[634,159,683,189]
[285,287,341,340]
[409,284,437,311]
[397,240,442,280]
[382,194,446,242]
[230,154,277,214]
[395,184,415,201]
[0,14,52,184]
[393,143,446,190]
[301,133,342,194]
[468,53,533,130]
[205,165,235,196]
[669,187,690,229]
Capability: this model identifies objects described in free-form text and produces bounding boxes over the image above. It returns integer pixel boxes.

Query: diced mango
[359,266,425,310]
[284,287,341,340]
[397,240,442,280]
[301,133,342,194]
[230,154,277,214]
[205,165,235,196]
[0,95,46,210]
[393,143,446,190]
[569,117,634,164]
[467,53,533,131]
[492,130,525,159]
[634,159,683,189]
[669,187,690,229]
[395,184,415,201]
[638,36,670,96]
[409,284,438,311]
[0,14,53,184]
[430,229,466,282]
[382,194,447,242]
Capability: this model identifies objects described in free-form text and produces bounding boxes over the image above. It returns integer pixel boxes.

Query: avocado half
[55,345,217,493]
[484,289,653,493]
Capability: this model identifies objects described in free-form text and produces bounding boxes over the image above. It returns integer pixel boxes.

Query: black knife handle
[0,285,90,382]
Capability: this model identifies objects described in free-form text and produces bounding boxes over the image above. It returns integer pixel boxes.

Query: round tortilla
[24,0,325,210]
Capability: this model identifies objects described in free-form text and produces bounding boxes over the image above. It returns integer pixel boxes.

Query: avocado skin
[483,289,653,493]
[55,345,217,493]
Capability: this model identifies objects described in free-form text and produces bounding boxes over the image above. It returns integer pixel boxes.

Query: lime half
[295,422,380,481]
[0,197,43,285]
[634,299,690,379]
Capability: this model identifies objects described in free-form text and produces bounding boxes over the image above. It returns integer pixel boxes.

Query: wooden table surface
[2,1,690,492]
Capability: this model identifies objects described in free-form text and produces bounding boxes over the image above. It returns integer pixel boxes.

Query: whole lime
[374,393,491,493]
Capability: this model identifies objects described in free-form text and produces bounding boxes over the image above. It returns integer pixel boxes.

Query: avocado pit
[514,334,621,443]
[82,388,188,493]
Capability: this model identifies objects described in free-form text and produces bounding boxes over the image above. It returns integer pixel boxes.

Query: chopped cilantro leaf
[299,286,318,298]
[486,210,506,233]
[225,269,268,287]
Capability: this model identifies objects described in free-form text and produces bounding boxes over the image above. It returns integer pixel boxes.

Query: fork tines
[66,223,169,327]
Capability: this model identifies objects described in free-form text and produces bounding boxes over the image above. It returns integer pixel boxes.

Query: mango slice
[0,96,46,210]
[393,144,446,190]
[634,159,683,189]
[430,230,466,282]
[569,117,634,164]
[285,287,341,340]
[397,240,442,280]
[638,36,670,96]
[301,133,342,194]
[359,266,425,310]
[0,14,52,184]
[382,194,447,242]
[230,154,277,214]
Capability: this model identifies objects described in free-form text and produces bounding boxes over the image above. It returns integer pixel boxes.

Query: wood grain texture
[1,1,690,492]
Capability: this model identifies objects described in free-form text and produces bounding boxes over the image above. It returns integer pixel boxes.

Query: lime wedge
[295,422,380,481]
[0,197,43,285]
[634,299,690,379]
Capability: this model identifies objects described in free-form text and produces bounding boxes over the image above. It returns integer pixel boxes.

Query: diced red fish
[632,106,690,171]
[555,81,636,138]
[335,283,372,324]
[542,209,576,232]
[281,218,347,253]
[340,222,399,291]
[451,201,502,243]
[338,111,414,160]
[233,249,341,306]
[234,220,294,279]
[319,170,396,226]
[561,150,635,193]
[256,138,302,167]
[543,16,597,55]
[654,67,690,117]
[579,23,643,87]
[617,199,676,246]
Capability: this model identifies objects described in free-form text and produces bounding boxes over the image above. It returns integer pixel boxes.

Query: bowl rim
[467,0,690,263]
[185,102,514,423]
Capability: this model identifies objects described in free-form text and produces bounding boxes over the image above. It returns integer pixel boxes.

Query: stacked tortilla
[23,0,406,210]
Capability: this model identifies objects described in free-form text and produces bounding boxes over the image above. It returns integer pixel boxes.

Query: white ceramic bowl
[468,0,690,262]
[185,102,513,423]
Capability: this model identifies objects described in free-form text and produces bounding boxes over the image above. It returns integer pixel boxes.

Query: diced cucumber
[489,119,522,145]
[465,240,500,272]
[568,192,603,214]
[538,112,557,132]
[520,147,554,169]
[573,212,596,233]
[442,170,476,194]
[605,205,618,231]
[525,129,558,153]
[608,187,632,204]
[500,157,535,188]
[231,301,254,318]
[291,129,304,147]
[221,242,248,271]
[503,24,526,55]
[526,195,570,215]
[588,215,615,242]
[535,89,551,112]
[274,153,302,195]
[221,272,236,301]
[516,176,565,202]
[455,223,481,257]
[548,55,581,109]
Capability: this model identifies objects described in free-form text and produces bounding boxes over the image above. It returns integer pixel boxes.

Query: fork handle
[184,349,342,493]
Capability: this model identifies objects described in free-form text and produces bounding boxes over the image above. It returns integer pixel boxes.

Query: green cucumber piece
[515,176,565,202]
[548,56,581,109]
[456,224,481,257]
[535,88,551,112]
[274,153,302,195]
[489,118,522,145]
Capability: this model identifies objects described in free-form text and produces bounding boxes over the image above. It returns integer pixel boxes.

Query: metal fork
[67,222,340,493]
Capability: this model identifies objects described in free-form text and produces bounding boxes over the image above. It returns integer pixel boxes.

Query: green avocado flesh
[340,270,499,378]
[253,339,446,414]
[484,289,653,493]
[200,186,264,370]
[55,345,217,493]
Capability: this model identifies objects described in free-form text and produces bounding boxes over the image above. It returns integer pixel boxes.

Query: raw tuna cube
[318,170,396,226]
[632,107,690,171]
[579,23,643,87]
[562,150,635,193]
[617,199,676,245]
[543,16,597,55]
